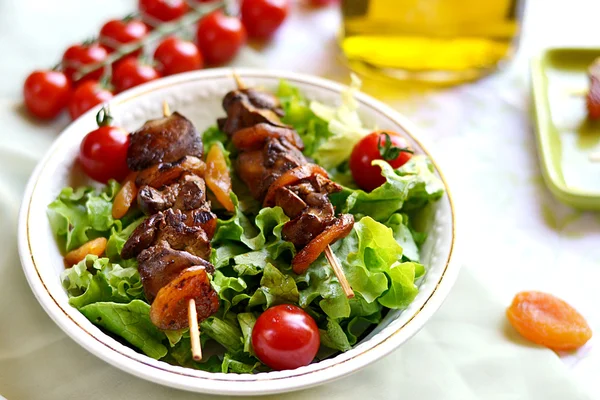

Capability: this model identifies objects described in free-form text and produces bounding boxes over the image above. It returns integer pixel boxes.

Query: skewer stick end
[324,245,354,299]
[162,101,171,117]
[188,298,203,362]
[232,70,246,90]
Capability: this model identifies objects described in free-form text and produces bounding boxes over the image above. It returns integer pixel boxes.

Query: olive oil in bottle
[340,0,523,85]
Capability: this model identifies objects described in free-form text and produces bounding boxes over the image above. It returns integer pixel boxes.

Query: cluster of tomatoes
[23,0,336,122]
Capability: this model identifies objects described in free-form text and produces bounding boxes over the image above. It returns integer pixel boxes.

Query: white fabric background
[1,0,599,399]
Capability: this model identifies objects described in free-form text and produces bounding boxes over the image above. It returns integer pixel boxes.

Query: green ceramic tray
[531,48,600,210]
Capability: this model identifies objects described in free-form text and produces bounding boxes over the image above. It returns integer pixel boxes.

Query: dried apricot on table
[506,291,592,351]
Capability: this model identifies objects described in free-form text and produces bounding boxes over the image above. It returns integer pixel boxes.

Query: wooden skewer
[231,72,354,299]
[162,100,171,117]
[163,100,204,359]
[232,70,246,90]
[188,299,203,361]
[325,245,354,298]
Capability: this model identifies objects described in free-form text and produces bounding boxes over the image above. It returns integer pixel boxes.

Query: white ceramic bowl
[18,68,458,396]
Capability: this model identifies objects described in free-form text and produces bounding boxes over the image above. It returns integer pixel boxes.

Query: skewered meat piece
[219,86,355,273]
[121,213,163,260]
[235,138,306,200]
[138,241,215,302]
[138,173,209,215]
[128,113,203,171]
[122,209,212,261]
[150,265,219,330]
[135,155,206,188]
[291,214,354,274]
[218,89,287,136]
[232,123,304,151]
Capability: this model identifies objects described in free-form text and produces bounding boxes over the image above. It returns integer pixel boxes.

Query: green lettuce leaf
[202,125,228,151]
[237,312,257,355]
[212,271,248,314]
[80,300,168,359]
[277,80,332,157]
[221,353,261,374]
[213,196,290,251]
[385,213,420,262]
[297,256,350,320]
[378,261,423,309]
[61,255,143,308]
[320,318,351,351]
[47,180,120,252]
[248,263,299,309]
[200,315,244,354]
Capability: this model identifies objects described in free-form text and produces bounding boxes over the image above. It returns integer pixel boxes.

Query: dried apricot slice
[205,144,234,212]
[506,291,592,351]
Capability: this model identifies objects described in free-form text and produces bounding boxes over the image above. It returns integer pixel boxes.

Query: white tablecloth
[1,0,598,398]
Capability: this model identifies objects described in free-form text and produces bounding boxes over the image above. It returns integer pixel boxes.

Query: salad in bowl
[19,69,456,394]
[49,75,444,373]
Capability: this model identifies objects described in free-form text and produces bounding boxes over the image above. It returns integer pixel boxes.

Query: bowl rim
[18,68,458,395]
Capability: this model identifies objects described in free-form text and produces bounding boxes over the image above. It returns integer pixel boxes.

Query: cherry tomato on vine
[241,0,289,40]
[138,0,189,23]
[349,131,414,192]
[99,17,148,57]
[251,304,320,371]
[23,70,72,119]
[196,10,246,65]
[79,108,130,183]
[62,42,108,83]
[154,37,203,76]
[112,57,161,93]
[68,80,114,120]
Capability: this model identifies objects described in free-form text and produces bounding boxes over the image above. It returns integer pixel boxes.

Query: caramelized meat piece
[291,214,355,274]
[121,213,164,260]
[137,184,179,215]
[136,156,206,188]
[121,208,212,261]
[127,113,203,171]
[232,123,304,151]
[235,150,268,199]
[235,138,306,200]
[263,163,329,207]
[242,88,284,116]
[173,174,207,211]
[282,206,335,248]
[186,206,217,239]
[219,89,287,136]
[275,187,307,219]
[157,209,211,260]
[138,241,215,302]
[150,265,219,330]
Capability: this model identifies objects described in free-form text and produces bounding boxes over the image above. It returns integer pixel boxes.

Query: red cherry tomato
[139,0,189,23]
[68,80,114,120]
[23,70,72,119]
[154,37,203,76]
[112,57,161,93]
[62,43,108,83]
[241,0,289,40]
[349,131,414,192]
[251,304,320,371]
[196,10,247,65]
[99,18,148,57]
[79,108,130,183]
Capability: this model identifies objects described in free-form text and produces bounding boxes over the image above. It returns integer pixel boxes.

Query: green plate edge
[530,47,600,210]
